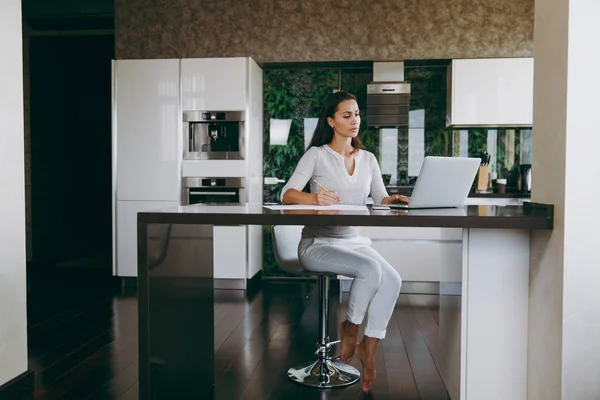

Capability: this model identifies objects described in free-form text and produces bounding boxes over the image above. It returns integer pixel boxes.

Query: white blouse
[280,145,389,239]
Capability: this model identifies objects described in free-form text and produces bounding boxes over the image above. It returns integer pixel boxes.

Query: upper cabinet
[181,57,247,111]
[114,59,180,202]
[446,58,534,127]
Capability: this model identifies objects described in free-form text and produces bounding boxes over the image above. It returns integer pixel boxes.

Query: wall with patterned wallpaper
[115,0,533,61]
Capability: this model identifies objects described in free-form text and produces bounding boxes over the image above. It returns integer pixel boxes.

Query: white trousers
[298,236,402,339]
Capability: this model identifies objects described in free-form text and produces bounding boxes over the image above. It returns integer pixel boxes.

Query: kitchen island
[136,202,553,400]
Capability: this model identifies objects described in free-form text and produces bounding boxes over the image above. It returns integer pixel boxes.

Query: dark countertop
[138,202,553,230]
[386,186,531,199]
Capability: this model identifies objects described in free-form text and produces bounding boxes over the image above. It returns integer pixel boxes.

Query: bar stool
[270,225,360,389]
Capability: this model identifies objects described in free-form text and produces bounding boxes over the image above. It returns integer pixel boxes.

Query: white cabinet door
[115,200,178,277]
[214,226,247,279]
[181,58,247,111]
[448,58,534,126]
[370,240,462,282]
[360,227,462,282]
[115,59,180,201]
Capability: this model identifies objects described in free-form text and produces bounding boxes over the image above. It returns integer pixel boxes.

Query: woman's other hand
[393,194,410,204]
[383,194,410,204]
[315,190,340,205]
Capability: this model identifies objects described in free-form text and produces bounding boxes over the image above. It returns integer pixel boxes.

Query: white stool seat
[271,225,336,277]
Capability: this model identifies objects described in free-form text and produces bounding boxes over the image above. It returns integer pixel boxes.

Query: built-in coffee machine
[183,111,245,160]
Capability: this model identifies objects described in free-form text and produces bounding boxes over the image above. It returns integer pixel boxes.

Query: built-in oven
[183,111,245,160]
[181,177,246,205]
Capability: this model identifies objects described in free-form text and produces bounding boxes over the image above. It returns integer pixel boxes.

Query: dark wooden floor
[24,268,449,400]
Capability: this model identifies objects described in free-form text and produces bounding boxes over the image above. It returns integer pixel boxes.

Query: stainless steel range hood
[366,62,411,128]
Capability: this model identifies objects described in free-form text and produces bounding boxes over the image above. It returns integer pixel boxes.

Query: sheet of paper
[263,204,368,211]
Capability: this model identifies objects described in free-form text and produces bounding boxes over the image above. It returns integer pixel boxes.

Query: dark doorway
[29,35,114,273]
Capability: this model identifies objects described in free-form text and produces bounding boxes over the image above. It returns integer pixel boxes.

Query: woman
[280,90,409,393]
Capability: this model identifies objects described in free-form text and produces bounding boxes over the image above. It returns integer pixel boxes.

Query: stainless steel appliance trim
[183,150,243,161]
[367,82,411,94]
[182,177,246,188]
[183,110,245,122]
[189,191,238,196]
[111,59,118,276]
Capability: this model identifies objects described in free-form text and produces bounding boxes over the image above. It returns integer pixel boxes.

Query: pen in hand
[312,179,340,204]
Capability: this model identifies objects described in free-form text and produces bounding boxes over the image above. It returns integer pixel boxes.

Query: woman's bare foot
[339,320,359,363]
[355,336,378,393]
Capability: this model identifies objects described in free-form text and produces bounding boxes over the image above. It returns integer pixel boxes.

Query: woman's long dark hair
[306,90,365,152]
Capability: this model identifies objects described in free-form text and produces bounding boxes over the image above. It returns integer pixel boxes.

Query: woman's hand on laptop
[383,194,410,204]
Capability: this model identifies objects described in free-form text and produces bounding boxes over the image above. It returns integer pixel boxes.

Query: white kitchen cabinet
[246,58,264,205]
[446,58,534,127]
[112,57,263,280]
[181,58,247,111]
[182,160,246,178]
[112,59,181,278]
[247,225,263,279]
[115,200,179,277]
[133,223,248,281]
[371,240,462,282]
[359,227,462,282]
[113,59,180,202]
[213,226,247,280]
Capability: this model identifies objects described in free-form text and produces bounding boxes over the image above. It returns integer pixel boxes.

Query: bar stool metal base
[287,359,360,388]
[285,274,360,389]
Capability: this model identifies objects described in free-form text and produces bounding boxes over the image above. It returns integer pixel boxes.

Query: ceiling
[22,0,114,31]
[23,0,113,17]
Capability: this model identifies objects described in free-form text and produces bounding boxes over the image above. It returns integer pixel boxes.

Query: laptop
[383,156,481,210]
